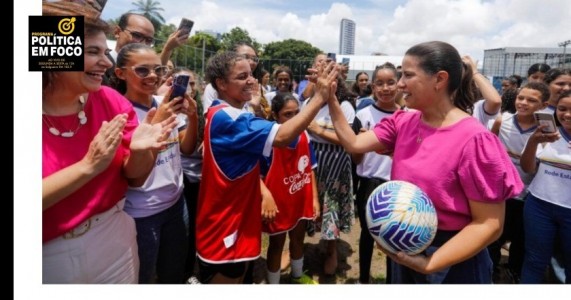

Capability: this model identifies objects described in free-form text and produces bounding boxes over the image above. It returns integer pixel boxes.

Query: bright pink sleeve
[458,131,524,202]
[372,109,413,153]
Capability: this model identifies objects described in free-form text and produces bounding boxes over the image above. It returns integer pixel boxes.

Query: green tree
[220,27,261,53]
[261,39,323,83]
[105,17,120,40]
[154,26,222,76]
[130,0,166,32]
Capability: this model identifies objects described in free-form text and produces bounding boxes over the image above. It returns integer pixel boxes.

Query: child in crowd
[351,62,400,284]
[489,82,551,283]
[112,43,198,283]
[263,93,320,284]
[520,90,571,283]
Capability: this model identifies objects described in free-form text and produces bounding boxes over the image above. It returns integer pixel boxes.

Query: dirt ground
[253,217,386,284]
[251,216,537,284]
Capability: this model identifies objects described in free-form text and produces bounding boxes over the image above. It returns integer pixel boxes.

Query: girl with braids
[262,93,320,284]
[351,62,400,283]
[325,41,523,283]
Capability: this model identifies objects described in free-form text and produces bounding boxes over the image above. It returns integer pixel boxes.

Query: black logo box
[29,16,84,71]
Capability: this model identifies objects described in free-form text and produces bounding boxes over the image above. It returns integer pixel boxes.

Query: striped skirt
[310,142,354,240]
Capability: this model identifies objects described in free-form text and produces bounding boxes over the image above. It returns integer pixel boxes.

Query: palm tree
[130,0,165,31]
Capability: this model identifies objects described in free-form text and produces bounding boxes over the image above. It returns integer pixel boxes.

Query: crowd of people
[41,1,570,285]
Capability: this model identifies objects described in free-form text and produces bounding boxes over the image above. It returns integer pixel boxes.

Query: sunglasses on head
[122,28,155,45]
[242,54,259,63]
[124,65,169,78]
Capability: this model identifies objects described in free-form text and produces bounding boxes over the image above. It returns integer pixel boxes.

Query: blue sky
[98,0,571,64]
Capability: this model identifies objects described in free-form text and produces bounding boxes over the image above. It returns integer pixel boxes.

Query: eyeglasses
[124,65,169,78]
[122,28,155,45]
[242,54,259,63]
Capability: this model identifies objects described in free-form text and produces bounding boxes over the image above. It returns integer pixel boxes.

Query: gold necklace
[42,96,87,138]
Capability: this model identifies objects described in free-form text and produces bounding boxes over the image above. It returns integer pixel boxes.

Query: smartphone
[169,74,190,101]
[534,111,557,133]
[178,18,194,37]
[326,52,337,62]
[93,0,108,12]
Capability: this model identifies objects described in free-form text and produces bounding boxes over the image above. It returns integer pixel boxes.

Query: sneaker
[186,276,201,284]
[291,273,318,284]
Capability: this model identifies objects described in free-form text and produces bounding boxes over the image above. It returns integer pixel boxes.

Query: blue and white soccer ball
[365,180,438,255]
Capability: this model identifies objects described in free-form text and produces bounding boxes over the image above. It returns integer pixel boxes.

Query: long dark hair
[335,74,358,107]
[555,89,571,127]
[527,63,551,77]
[109,43,155,95]
[232,41,263,81]
[351,71,371,98]
[405,41,475,113]
[269,92,299,122]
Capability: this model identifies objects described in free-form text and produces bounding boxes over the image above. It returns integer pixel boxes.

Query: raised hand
[131,107,178,152]
[82,114,127,174]
[461,55,478,75]
[315,61,338,104]
[249,79,262,107]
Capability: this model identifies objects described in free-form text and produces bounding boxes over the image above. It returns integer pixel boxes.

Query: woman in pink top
[326,41,523,283]
[42,2,176,283]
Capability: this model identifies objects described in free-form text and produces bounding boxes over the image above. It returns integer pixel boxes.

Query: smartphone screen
[170,74,190,101]
[326,52,337,62]
[534,112,557,133]
[178,18,194,37]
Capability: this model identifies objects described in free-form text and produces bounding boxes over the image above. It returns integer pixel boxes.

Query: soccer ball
[365,180,438,255]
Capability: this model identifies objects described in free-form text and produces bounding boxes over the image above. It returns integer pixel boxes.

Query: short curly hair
[205,51,247,92]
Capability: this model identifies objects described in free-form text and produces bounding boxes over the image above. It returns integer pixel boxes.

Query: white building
[339,18,356,55]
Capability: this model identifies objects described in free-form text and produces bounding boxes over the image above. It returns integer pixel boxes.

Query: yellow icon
[58,17,76,35]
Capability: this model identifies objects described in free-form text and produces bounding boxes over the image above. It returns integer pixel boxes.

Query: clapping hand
[131,107,178,152]
[82,113,128,174]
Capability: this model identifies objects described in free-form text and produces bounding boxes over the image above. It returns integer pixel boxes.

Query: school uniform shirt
[472,99,500,128]
[265,91,300,108]
[353,104,394,180]
[303,100,355,144]
[262,131,317,235]
[527,127,571,209]
[497,112,537,199]
[196,100,279,263]
[123,97,185,218]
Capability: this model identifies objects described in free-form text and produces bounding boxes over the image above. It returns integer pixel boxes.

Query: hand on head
[461,55,478,74]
